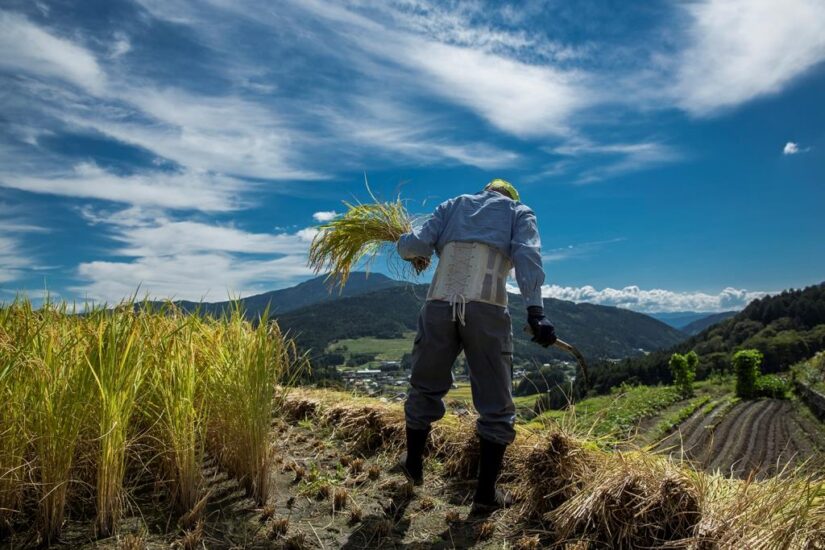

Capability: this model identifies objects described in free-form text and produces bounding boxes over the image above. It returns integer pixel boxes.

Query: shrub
[669,351,696,398]
[753,374,790,399]
[733,349,763,398]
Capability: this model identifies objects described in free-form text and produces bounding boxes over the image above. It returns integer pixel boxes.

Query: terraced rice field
[655,397,825,478]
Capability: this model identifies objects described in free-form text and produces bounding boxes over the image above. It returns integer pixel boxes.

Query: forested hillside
[581,282,825,394]
[276,284,685,368]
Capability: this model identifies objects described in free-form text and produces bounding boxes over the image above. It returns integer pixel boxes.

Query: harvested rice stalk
[307,181,426,289]
[515,431,589,519]
[550,454,701,549]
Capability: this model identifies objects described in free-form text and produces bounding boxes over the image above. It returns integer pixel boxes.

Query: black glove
[527,306,557,347]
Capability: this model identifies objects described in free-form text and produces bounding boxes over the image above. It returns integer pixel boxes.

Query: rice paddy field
[2,301,825,548]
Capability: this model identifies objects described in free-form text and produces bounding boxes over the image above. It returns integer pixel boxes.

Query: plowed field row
[655,398,825,478]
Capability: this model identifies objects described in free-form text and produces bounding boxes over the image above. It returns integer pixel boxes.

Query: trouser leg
[459,302,516,445]
[404,301,462,431]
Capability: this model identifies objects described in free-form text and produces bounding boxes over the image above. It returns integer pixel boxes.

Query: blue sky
[1,0,823,312]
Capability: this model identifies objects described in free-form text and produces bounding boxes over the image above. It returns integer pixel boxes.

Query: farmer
[396,178,556,512]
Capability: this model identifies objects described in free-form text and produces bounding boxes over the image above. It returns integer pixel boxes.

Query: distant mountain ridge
[143,272,400,317]
[681,311,738,335]
[275,283,687,366]
[650,311,734,330]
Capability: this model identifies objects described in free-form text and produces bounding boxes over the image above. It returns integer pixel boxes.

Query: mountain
[145,272,400,317]
[681,311,738,335]
[650,311,728,330]
[582,282,825,394]
[275,284,687,366]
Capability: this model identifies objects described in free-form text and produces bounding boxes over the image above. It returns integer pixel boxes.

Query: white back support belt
[427,241,512,324]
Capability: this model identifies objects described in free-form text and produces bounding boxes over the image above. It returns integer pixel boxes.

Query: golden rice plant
[307,185,415,289]
[205,306,298,505]
[27,303,93,544]
[86,305,145,537]
[0,302,33,531]
[145,309,208,518]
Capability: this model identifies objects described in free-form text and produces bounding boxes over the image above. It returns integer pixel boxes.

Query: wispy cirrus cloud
[0,11,105,94]
[0,204,50,285]
[1,162,246,211]
[541,139,681,183]
[672,0,825,115]
[542,238,626,263]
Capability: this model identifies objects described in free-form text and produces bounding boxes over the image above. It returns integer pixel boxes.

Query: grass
[649,395,712,442]
[329,332,415,362]
[525,383,683,440]
[0,298,303,542]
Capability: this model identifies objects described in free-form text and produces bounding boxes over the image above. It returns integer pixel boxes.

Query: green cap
[484,178,520,201]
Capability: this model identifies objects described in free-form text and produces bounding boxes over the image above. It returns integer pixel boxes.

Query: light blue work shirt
[397,190,545,308]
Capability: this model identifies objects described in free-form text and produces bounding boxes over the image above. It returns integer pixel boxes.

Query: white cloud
[0,204,49,284]
[782,141,810,155]
[400,40,587,138]
[545,140,680,183]
[673,0,825,115]
[73,208,317,302]
[110,32,132,58]
[292,1,591,139]
[0,163,245,211]
[312,210,338,222]
[0,235,32,284]
[0,11,106,94]
[541,238,626,263]
[75,252,313,303]
[320,97,520,169]
[507,284,769,313]
[59,87,324,181]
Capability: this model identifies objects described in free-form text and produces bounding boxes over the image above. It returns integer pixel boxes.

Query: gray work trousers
[404,300,516,445]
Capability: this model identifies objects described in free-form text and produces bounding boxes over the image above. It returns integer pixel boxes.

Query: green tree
[669,352,695,398]
[733,349,763,398]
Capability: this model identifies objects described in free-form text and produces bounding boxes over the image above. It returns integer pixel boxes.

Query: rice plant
[27,303,93,544]
[146,310,207,518]
[86,305,145,537]
[205,306,298,505]
[307,183,420,289]
[0,302,32,531]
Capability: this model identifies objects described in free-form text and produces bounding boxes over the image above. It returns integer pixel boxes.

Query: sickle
[523,326,589,387]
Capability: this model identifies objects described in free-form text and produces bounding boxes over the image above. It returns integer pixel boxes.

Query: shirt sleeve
[397,200,450,260]
[511,206,545,308]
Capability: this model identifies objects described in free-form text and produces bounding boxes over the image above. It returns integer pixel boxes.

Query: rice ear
[307,185,413,290]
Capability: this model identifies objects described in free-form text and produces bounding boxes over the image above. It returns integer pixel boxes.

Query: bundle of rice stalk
[549,452,701,549]
[514,430,591,519]
[320,402,405,455]
[307,183,423,289]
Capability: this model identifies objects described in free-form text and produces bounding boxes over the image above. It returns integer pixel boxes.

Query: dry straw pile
[0,299,303,544]
[282,388,825,549]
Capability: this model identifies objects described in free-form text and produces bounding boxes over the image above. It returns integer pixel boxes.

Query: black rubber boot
[399,426,429,485]
[472,436,513,513]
